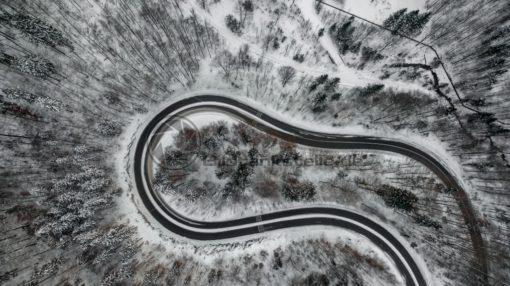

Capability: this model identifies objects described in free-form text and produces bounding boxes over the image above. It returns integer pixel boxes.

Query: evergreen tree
[293,53,305,63]
[330,17,361,54]
[311,92,328,113]
[478,26,510,88]
[0,12,73,50]
[225,14,241,34]
[0,53,56,79]
[241,0,253,12]
[383,9,431,36]
[382,8,407,31]
[96,120,122,137]
[375,184,418,212]
[2,88,65,111]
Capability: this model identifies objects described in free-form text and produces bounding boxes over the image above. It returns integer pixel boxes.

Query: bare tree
[278,66,296,87]
[214,50,237,79]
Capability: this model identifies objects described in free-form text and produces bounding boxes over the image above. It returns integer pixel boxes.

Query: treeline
[327,9,430,69]
[0,10,73,51]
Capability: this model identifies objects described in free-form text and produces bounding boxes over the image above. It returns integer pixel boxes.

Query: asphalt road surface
[133,94,488,286]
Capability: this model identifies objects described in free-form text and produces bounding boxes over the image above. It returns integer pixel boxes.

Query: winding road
[133,94,488,286]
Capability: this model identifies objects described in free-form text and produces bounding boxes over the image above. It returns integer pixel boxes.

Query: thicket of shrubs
[282,176,316,201]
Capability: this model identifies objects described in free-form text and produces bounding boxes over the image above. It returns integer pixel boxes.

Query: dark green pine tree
[0,12,74,50]
[383,9,431,36]
[382,8,408,31]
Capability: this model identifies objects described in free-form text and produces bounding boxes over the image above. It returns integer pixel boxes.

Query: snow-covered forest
[1,0,509,285]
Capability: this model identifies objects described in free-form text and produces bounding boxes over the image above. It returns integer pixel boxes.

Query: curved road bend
[134,95,488,286]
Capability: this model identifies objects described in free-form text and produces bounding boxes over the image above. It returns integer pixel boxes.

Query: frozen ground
[2,0,509,284]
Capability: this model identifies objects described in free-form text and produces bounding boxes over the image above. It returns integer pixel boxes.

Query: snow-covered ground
[185,0,438,96]
[296,0,345,67]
